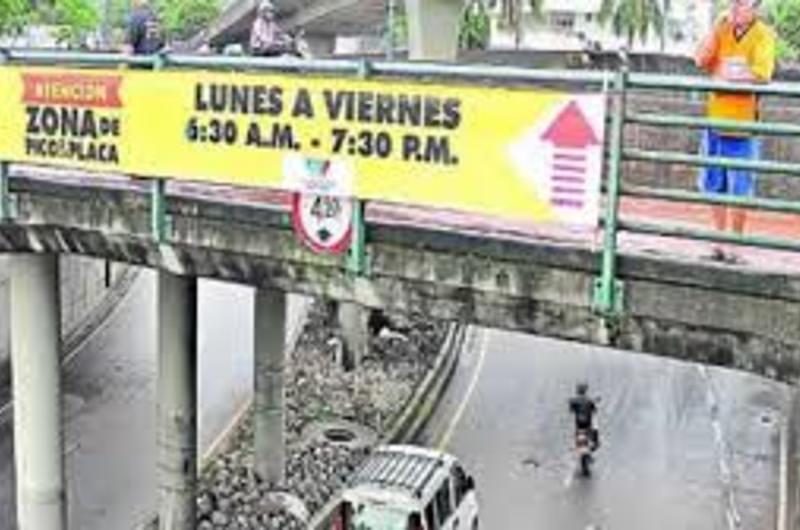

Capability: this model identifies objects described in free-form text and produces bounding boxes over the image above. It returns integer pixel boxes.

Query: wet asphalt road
[419,328,791,530]
[0,271,307,530]
[0,271,791,529]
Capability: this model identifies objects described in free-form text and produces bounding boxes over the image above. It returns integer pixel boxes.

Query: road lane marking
[437,329,489,451]
[697,365,743,530]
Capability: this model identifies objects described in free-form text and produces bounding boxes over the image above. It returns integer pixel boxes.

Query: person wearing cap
[250,0,291,57]
[695,0,776,262]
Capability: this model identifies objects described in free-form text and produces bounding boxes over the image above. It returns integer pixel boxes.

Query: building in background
[488,0,713,56]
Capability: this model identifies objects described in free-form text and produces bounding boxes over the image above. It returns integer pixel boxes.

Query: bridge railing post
[593,58,628,316]
[0,48,12,223]
[0,161,10,223]
[346,199,368,276]
[151,177,169,243]
[150,52,171,244]
[345,59,372,277]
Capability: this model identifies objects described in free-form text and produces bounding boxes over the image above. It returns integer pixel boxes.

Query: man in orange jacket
[695,0,776,262]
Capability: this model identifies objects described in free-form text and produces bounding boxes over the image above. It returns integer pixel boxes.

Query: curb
[307,322,466,530]
[383,324,466,444]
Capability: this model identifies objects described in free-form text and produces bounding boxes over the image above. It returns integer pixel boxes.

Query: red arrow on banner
[540,101,600,148]
[540,101,600,210]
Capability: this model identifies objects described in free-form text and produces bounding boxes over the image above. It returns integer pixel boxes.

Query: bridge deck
[19,165,797,276]
[12,165,800,276]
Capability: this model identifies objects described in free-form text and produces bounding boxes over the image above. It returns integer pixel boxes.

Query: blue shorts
[698,129,760,196]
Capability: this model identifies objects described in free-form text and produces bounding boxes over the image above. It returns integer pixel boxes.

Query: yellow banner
[0,66,606,224]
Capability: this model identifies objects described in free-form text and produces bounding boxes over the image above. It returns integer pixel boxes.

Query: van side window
[435,479,452,526]
[425,502,436,530]
[452,465,468,505]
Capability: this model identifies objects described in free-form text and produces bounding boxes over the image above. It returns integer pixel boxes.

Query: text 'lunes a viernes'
[190,83,463,166]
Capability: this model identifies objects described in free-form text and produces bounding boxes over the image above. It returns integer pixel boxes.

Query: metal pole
[346,200,367,276]
[386,0,397,60]
[11,254,66,530]
[101,0,111,50]
[0,161,10,222]
[151,178,168,243]
[593,64,628,316]
[254,287,287,487]
[157,271,198,530]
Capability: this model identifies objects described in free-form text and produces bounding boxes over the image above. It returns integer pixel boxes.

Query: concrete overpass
[3,44,800,530]
[196,0,461,60]
[6,168,799,384]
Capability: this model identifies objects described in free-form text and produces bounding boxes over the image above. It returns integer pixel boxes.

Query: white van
[329,444,479,530]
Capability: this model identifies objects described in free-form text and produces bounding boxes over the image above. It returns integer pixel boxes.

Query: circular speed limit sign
[291,193,354,255]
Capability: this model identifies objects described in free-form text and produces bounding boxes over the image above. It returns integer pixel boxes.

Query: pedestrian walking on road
[695,0,776,263]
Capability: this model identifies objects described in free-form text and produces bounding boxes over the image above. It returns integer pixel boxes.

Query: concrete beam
[254,287,287,487]
[10,254,66,530]
[6,175,800,383]
[404,0,461,61]
[156,271,198,530]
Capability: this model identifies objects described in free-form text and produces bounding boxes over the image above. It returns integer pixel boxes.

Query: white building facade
[488,0,714,56]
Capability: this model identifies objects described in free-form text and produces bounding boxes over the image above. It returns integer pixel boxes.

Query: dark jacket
[569,395,596,430]
[127,5,165,55]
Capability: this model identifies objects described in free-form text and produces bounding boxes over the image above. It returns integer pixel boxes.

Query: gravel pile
[196,301,447,529]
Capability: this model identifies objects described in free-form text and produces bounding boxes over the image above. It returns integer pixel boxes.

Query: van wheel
[472,518,479,530]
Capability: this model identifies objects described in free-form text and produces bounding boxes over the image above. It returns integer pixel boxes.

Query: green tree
[0,0,32,36]
[104,0,220,44]
[766,0,800,60]
[52,0,99,47]
[459,0,490,50]
[154,0,219,41]
[599,0,665,47]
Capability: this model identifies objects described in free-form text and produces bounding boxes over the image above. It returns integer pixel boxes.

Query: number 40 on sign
[291,192,354,255]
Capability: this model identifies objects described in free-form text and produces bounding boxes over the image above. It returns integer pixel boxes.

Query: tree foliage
[153,0,219,42]
[459,0,491,50]
[766,0,800,60]
[52,0,99,47]
[0,0,32,36]
[599,0,665,47]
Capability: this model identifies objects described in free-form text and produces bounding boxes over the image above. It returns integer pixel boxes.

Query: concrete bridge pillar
[156,272,198,530]
[254,287,287,487]
[338,302,369,371]
[404,0,461,61]
[10,254,66,530]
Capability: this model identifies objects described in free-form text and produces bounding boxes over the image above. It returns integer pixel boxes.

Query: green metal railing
[591,68,800,316]
[1,49,799,316]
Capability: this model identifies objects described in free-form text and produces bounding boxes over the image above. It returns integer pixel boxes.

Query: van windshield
[350,503,412,530]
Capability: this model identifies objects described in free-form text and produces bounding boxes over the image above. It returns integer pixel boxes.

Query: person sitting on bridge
[124,0,165,56]
[569,382,598,449]
[695,0,775,263]
[249,0,292,57]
